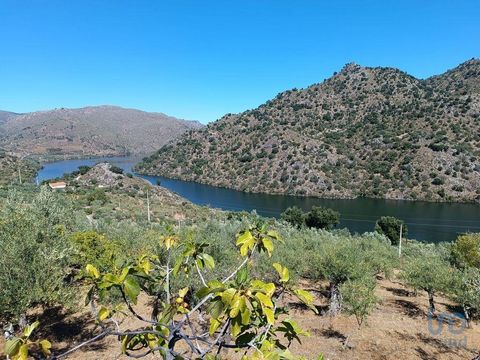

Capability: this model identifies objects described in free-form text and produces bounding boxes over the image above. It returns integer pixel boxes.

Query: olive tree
[401,250,454,316]
[0,187,76,320]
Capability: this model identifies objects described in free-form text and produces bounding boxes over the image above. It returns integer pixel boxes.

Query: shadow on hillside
[394,299,425,318]
[30,306,107,353]
[385,286,415,297]
[288,301,329,315]
[316,328,347,341]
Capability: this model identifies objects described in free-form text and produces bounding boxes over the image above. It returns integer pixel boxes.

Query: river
[37,156,480,243]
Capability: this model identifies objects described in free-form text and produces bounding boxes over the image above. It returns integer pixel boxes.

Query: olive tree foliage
[0,187,78,319]
[400,246,454,316]
[305,231,396,319]
[6,221,320,360]
[374,216,407,246]
[452,266,480,327]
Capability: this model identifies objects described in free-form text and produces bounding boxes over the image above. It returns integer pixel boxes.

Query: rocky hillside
[67,162,214,222]
[0,105,202,159]
[136,59,480,202]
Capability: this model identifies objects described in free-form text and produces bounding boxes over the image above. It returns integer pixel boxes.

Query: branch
[51,329,112,359]
[174,244,257,332]
[195,262,207,287]
[120,289,157,325]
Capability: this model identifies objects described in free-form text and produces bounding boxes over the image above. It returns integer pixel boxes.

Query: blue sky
[0,0,479,123]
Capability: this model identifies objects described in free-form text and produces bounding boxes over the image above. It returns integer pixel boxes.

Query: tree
[374,216,407,246]
[305,206,340,230]
[450,233,480,269]
[452,266,480,327]
[0,187,76,319]
[6,222,320,360]
[312,238,372,315]
[280,206,305,228]
[401,250,454,316]
[341,276,377,328]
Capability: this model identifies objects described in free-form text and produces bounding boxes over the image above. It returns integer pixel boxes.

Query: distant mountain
[0,111,20,125]
[136,59,480,202]
[0,105,202,159]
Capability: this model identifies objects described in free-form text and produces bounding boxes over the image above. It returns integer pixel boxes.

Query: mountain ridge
[136,59,480,202]
[0,105,202,160]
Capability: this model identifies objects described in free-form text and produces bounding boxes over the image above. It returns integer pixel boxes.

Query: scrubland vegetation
[136,59,480,202]
[1,181,480,359]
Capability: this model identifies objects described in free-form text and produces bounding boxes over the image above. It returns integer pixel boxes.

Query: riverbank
[34,156,480,243]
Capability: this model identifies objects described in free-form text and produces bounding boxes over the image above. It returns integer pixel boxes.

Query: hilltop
[0,105,202,160]
[61,162,216,223]
[136,59,480,202]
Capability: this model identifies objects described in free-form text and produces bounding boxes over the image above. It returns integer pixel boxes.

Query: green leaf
[23,320,40,338]
[202,253,215,270]
[209,318,221,335]
[98,306,111,321]
[4,337,22,357]
[294,289,318,314]
[18,343,29,360]
[221,288,236,305]
[273,263,290,283]
[256,293,274,308]
[262,238,274,257]
[263,307,275,325]
[178,287,189,298]
[39,339,52,356]
[241,308,251,325]
[123,275,141,304]
[86,264,100,279]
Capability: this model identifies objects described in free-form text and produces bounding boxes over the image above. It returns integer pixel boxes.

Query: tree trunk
[329,282,341,316]
[463,304,471,328]
[428,291,435,316]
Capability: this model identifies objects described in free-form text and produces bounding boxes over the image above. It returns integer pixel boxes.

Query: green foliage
[0,187,77,319]
[451,266,480,324]
[79,222,318,359]
[304,206,339,230]
[450,233,480,269]
[401,247,455,314]
[281,206,305,228]
[340,276,378,327]
[70,231,119,272]
[4,320,52,360]
[374,216,407,245]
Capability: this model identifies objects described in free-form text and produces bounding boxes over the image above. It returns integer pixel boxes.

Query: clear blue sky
[1,0,479,123]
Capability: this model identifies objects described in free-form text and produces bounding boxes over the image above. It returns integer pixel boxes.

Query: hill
[0,105,202,160]
[60,162,216,223]
[136,59,480,202]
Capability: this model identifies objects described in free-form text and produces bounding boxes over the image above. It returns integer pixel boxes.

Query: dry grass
[1,277,479,360]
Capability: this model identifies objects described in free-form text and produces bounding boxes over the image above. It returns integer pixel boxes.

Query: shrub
[109,165,124,174]
[450,233,480,269]
[374,216,407,245]
[305,206,340,230]
[280,206,305,228]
